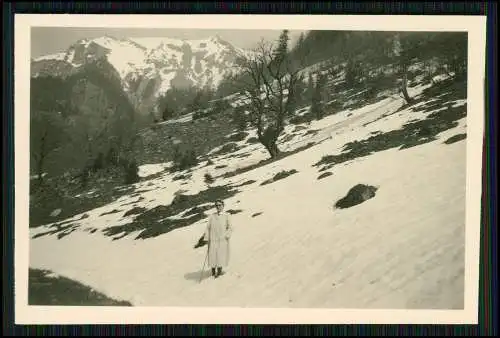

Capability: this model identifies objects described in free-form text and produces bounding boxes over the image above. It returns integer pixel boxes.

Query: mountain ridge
[31,34,257,115]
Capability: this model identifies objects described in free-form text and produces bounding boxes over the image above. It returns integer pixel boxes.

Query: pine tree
[274,30,290,62]
[310,72,327,120]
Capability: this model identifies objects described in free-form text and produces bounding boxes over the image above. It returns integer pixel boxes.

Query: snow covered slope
[28,80,470,311]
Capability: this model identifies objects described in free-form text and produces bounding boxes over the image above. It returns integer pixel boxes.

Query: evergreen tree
[310,72,327,120]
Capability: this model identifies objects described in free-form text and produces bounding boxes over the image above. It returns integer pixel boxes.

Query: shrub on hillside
[246,137,259,144]
[212,142,240,156]
[123,159,140,184]
[231,107,248,131]
[93,155,139,185]
[193,99,231,121]
[324,100,343,113]
[29,183,66,226]
[192,109,211,120]
[364,86,378,100]
[204,173,215,185]
[162,107,175,121]
[171,146,198,172]
[345,59,364,87]
[226,131,248,142]
[290,112,314,125]
[76,152,140,188]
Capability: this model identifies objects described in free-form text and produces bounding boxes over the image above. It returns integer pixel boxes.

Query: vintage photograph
[16,14,486,324]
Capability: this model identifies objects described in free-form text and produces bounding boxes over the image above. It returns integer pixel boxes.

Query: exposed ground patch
[30,181,135,228]
[223,142,315,180]
[261,169,299,186]
[121,197,145,206]
[32,221,80,240]
[226,131,249,142]
[29,268,132,306]
[124,207,147,217]
[246,137,259,144]
[212,142,243,156]
[102,184,240,240]
[314,78,466,172]
[444,133,466,145]
[100,209,121,216]
[233,180,256,188]
[317,172,333,180]
[227,209,243,215]
[182,205,212,218]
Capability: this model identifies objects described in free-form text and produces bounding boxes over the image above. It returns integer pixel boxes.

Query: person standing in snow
[202,199,233,278]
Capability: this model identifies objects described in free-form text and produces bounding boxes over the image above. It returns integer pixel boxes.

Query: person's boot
[211,268,216,277]
[217,267,223,277]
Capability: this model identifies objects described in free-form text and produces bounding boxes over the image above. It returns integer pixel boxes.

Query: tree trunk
[264,141,280,159]
[258,125,281,160]
[36,134,47,186]
[36,156,45,186]
[400,72,413,104]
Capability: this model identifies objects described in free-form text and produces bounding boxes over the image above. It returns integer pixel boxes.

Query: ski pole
[198,250,208,283]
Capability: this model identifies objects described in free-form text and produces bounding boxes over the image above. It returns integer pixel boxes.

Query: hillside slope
[28,77,468,309]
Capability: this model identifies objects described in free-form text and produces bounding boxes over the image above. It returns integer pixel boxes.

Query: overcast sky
[31,28,307,58]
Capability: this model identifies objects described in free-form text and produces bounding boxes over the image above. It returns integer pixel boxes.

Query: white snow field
[29,82,469,310]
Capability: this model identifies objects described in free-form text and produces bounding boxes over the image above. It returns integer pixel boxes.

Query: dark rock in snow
[334,184,378,209]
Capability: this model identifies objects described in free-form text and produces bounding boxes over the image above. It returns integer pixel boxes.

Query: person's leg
[208,242,217,277]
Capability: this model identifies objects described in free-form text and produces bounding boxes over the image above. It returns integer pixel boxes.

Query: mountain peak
[31,34,254,114]
[209,35,222,42]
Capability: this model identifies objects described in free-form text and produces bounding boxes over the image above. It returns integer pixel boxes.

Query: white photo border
[14,14,487,325]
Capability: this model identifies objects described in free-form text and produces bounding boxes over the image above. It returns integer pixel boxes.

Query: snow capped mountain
[31,35,256,114]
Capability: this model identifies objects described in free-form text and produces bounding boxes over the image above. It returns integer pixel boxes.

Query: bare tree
[30,111,66,186]
[230,30,303,159]
[394,33,419,105]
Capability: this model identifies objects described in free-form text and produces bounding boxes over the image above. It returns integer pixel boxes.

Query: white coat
[204,212,233,268]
